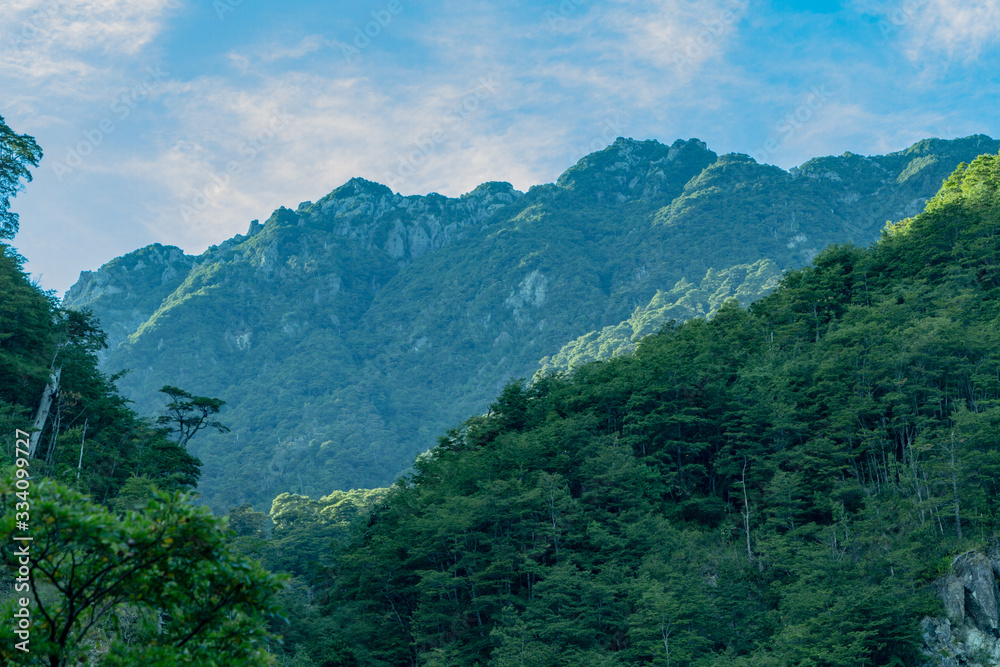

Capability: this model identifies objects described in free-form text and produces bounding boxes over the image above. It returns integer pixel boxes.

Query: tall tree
[157,385,231,447]
[0,114,42,240]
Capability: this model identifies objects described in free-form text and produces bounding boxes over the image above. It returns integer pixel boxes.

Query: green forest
[259,152,1000,666]
[5,111,1000,665]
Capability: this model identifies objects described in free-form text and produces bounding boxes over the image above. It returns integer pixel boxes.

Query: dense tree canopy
[5,110,1000,665]
[249,153,1000,666]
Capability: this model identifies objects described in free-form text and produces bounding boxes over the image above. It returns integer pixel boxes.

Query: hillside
[263,152,1000,666]
[64,134,1000,511]
[0,240,289,664]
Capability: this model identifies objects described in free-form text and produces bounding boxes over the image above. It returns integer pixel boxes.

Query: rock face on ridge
[63,244,195,360]
[922,545,1000,666]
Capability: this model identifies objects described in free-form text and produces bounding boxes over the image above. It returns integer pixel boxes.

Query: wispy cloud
[4,0,1000,296]
[227,34,333,71]
[117,69,547,249]
[598,0,748,75]
[853,0,1000,61]
[911,0,1000,59]
[2,0,175,65]
[1,0,176,123]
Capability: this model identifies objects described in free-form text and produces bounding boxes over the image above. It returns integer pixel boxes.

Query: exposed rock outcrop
[922,546,1000,666]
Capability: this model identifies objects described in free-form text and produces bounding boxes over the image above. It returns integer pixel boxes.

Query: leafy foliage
[0,475,286,666]
[218,488,388,665]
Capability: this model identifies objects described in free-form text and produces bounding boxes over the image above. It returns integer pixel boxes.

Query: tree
[156,385,231,447]
[110,475,159,514]
[0,114,43,239]
[228,503,267,538]
[0,473,286,666]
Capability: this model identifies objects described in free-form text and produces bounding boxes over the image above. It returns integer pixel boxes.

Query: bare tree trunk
[742,456,754,562]
[44,391,62,466]
[661,617,673,667]
[949,432,962,542]
[28,367,61,458]
[77,419,88,481]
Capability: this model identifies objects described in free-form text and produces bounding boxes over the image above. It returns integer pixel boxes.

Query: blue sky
[3,0,999,295]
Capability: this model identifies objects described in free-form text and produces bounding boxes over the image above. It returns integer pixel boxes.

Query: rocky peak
[64,244,192,305]
[900,134,998,160]
[461,180,520,200]
[62,243,196,362]
[330,177,394,200]
[555,137,717,203]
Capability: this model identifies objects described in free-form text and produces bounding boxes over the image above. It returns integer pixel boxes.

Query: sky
[2,0,999,296]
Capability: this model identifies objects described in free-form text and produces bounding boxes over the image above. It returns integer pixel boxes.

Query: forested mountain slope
[64,135,999,511]
[0,242,284,665]
[275,152,1000,666]
[0,246,199,499]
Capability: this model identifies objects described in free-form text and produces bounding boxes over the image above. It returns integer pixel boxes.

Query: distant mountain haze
[63,134,1000,511]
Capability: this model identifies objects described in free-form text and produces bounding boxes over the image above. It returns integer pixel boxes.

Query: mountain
[63,134,1000,511]
[268,151,1000,666]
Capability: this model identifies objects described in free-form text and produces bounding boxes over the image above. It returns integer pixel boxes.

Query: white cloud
[1,0,174,89]
[597,0,748,76]
[911,0,1000,58]
[116,69,553,251]
[4,0,173,53]
[226,34,332,70]
[0,0,176,129]
[854,0,1000,61]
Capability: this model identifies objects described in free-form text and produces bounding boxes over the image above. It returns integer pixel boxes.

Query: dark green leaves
[0,115,42,239]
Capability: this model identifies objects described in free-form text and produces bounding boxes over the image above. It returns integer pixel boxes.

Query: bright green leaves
[0,474,286,666]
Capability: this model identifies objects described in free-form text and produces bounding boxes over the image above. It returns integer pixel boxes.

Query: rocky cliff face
[923,545,1000,666]
[63,243,195,361]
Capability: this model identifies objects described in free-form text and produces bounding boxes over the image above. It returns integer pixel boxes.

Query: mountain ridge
[64,134,1000,511]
